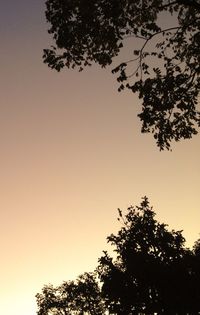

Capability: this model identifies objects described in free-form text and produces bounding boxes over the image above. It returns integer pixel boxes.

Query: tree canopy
[44,0,200,149]
[36,272,106,315]
[98,197,200,314]
[36,197,200,315]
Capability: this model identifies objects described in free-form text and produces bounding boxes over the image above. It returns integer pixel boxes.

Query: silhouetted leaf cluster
[36,272,105,315]
[44,0,200,149]
[36,197,200,315]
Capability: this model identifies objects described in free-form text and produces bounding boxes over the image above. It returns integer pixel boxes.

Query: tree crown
[44,0,200,149]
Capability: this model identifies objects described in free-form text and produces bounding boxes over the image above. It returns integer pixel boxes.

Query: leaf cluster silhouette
[44,0,200,149]
[36,197,200,315]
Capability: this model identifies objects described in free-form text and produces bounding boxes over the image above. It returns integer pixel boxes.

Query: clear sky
[1,1,200,315]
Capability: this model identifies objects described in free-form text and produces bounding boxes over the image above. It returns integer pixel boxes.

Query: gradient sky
[1,1,200,315]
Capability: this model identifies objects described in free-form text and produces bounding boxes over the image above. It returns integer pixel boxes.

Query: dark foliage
[44,0,200,149]
[98,197,200,314]
[36,197,200,314]
[36,272,106,315]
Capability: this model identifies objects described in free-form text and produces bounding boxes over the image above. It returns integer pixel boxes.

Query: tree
[97,197,199,314]
[36,198,200,315]
[43,0,200,150]
[36,272,106,315]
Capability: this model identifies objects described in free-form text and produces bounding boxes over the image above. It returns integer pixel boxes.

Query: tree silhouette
[44,0,200,149]
[36,197,200,314]
[36,272,106,315]
[97,197,199,314]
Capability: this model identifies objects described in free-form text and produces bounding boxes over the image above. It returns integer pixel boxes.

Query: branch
[158,0,200,11]
[177,0,200,10]
[118,26,181,81]
[158,1,180,10]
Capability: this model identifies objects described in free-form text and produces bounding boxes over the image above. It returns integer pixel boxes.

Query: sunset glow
[1,1,200,315]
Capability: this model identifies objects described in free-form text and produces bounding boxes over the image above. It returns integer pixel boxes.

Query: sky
[0,1,200,315]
